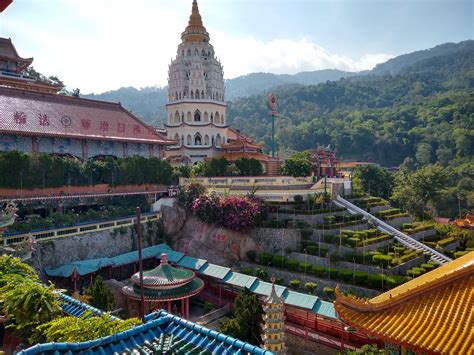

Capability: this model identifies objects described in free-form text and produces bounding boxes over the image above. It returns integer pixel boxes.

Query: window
[187,135,192,145]
[194,110,201,122]
[204,135,209,145]
[194,133,202,145]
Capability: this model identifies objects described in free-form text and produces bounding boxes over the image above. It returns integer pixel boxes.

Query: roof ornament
[160,253,169,265]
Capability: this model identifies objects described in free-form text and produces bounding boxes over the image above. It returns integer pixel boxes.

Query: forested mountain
[227,42,474,167]
[224,69,356,99]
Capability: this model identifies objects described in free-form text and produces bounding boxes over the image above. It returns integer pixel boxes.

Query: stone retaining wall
[311,223,368,237]
[307,239,393,253]
[238,261,381,298]
[289,252,426,276]
[385,216,412,228]
[408,228,437,241]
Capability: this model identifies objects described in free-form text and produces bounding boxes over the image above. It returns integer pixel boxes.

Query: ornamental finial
[160,253,169,265]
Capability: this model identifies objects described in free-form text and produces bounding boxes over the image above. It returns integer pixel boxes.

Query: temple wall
[0,134,160,159]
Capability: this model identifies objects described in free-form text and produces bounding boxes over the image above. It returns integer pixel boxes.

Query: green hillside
[227,42,474,167]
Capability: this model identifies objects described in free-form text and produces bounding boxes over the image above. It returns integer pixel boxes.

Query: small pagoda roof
[131,253,195,288]
[0,37,33,72]
[122,277,205,302]
[334,252,474,354]
[214,152,272,162]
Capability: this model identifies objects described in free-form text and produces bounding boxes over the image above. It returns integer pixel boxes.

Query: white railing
[335,196,451,265]
[2,213,161,246]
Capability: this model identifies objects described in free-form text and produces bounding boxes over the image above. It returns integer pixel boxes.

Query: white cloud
[3,1,393,93]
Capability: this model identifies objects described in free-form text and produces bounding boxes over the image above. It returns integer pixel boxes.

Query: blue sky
[0,0,472,93]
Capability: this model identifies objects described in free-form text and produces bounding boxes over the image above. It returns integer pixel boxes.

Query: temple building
[334,251,473,355]
[164,0,280,172]
[0,37,174,159]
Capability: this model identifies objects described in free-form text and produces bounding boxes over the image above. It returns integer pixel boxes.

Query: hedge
[260,252,273,265]
[354,271,368,283]
[323,234,334,243]
[328,268,339,279]
[311,266,326,276]
[347,237,360,247]
[240,268,253,275]
[365,274,384,288]
[286,259,300,271]
[272,255,287,268]
[289,279,301,289]
[300,229,314,239]
[372,254,393,267]
[306,245,329,257]
[437,237,457,247]
[360,234,391,247]
[299,262,313,272]
[338,269,354,281]
[323,287,335,298]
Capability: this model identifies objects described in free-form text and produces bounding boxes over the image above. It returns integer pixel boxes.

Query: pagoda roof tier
[221,139,263,150]
[130,253,196,289]
[0,38,33,72]
[212,152,272,162]
[334,252,474,355]
[0,86,174,145]
[181,0,210,43]
[122,277,205,302]
[0,74,62,93]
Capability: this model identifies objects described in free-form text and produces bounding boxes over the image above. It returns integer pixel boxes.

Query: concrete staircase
[335,196,452,265]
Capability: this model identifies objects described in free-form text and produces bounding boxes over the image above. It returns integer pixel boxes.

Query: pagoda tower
[262,278,287,354]
[165,0,228,165]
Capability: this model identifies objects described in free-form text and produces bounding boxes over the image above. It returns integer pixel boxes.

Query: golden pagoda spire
[181,0,210,43]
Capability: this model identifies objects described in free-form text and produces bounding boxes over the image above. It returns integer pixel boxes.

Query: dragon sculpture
[0,201,36,261]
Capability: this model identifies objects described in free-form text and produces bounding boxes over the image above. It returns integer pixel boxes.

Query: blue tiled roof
[177,255,208,270]
[18,310,273,355]
[58,293,120,321]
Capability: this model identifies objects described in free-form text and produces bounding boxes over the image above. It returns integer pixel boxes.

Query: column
[167,301,171,313]
[185,298,189,319]
[181,299,185,317]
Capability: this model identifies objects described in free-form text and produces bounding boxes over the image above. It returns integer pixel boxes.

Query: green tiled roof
[223,271,257,288]
[282,290,318,310]
[198,263,231,279]
[177,255,208,270]
[123,277,205,302]
[249,280,286,297]
[131,264,195,287]
[313,299,338,319]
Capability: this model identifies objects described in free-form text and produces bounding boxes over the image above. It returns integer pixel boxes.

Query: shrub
[299,262,313,272]
[341,230,355,237]
[300,229,313,239]
[329,252,341,262]
[306,245,318,255]
[246,250,257,262]
[323,234,334,243]
[272,255,287,268]
[311,266,326,277]
[407,269,423,277]
[420,263,435,270]
[192,193,221,223]
[286,259,300,271]
[366,274,384,289]
[403,223,414,230]
[323,287,335,299]
[343,251,366,264]
[361,234,391,246]
[385,275,408,289]
[319,245,329,257]
[240,268,253,275]
[347,237,360,248]
[259,252,273,265]
[338,269,353,282]
[289,279,301,290]
[275,277,284,285]
[333,235,348,245]
[255,267,268,280]
[305,282,318,295]
[372,254,393,267]
[322,215,336,224]
[293,195,304,204]
[366,229,377,237]
[328,268,339,279]
[354,271,368,284]
[218,195,265,231]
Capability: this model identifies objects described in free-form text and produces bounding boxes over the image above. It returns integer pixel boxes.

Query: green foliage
[281,151,311,177]
[372,254,393,267]
[240,268,253,276]
[289,279,301,289]
[354,271,368,283]
[0,255,39,287]
[246,250,257,262]
[0,153,174,189]
[219,288,263,346]
[0,276,62,342]
[255,267,268,281]
[338,269,354,282]
[203,157,229,177]
[235,158,263,176]
[353,165,394,199]
[38,314,140,343]
[344,343,385,354]
[178,182,206,210]
[311,266,326,277]
[286,259,299,271]
[85,276,115,312]
[304,282,318,294]
[328,268,339,279]
[259,252,273,265]
[299,262,313,272]
[272,255,287,268]
[323,287,335,299]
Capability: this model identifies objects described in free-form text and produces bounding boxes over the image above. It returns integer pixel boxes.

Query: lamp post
[268,94,278,159]
[304,248,307,276]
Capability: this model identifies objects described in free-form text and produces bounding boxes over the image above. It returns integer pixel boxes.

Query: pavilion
[334,251,473,354]
[121,253,204,319]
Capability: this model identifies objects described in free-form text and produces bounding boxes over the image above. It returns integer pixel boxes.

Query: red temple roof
[0,37,33,72]
[0,86,174,145]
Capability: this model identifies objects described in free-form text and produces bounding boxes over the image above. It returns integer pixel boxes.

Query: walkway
[335,196,451,264]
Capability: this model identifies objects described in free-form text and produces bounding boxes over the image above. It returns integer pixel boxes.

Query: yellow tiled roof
[334,252,474,354]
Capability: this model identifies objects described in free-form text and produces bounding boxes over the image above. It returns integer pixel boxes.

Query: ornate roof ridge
[335,251,474,312]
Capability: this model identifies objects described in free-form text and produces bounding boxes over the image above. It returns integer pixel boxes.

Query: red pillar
[219,284,222,306]
[181,299,185,317]
[340,322,345,350]
[167,301,171,313]
[185,298,189,319]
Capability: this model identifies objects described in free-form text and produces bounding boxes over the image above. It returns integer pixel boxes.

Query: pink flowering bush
[192,194,265,232]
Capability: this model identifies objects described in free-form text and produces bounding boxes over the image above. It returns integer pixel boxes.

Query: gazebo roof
[122,277,205,302]
[131,253,195,289]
